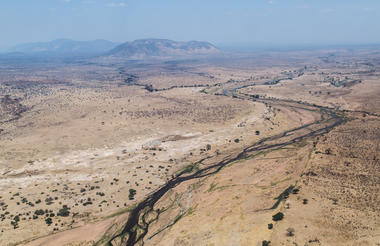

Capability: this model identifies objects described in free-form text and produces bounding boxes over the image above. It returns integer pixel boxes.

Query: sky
[0,0,379,51]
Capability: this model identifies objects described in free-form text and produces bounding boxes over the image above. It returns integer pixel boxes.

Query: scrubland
[0,48,379,245]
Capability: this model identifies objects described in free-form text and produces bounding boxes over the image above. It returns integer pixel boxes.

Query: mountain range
[9,39,119,55]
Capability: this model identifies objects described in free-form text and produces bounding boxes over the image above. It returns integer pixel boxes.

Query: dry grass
[0,47,379,245]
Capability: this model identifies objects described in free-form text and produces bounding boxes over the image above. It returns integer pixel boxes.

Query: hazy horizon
[1,0,379,51]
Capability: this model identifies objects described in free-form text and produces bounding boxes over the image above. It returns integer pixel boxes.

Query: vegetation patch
[270,185,294,209]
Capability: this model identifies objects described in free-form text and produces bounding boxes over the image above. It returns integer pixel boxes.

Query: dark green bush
[262,240,271,246]
[129,189,137,200]
[34,209,45,215]
[57,205,70,217]
[272,212,284,221]
[45,217,52,226]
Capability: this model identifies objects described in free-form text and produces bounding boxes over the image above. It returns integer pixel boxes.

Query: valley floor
[0,48,379,246]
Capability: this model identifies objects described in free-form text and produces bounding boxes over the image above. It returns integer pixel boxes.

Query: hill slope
[107,39,220,58]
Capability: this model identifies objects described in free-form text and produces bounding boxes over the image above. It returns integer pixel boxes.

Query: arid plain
[0,48,379,246]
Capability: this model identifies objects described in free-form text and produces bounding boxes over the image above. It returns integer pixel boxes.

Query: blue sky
[0,0,379,50]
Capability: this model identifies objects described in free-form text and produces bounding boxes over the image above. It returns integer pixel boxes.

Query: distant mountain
[9,39,119,55]
[107,39,220,58]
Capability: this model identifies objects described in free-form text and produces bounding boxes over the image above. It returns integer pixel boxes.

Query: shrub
[57,205,70,217]
[129,189,136,200]
[45,197,54,205]
[11,220,18,229]
[34,209,45,215]
[206,144,211,150]
[14,215,20,222]
[268,223,273,229]
[272,212,284,221]
[292,188,299,194]
[234,138,240,143]
[262,240,271,246]
[96,192,105,196]
[83,201,93,206]
[45,217,52,226]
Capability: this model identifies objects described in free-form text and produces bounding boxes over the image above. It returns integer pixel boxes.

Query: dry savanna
[0,47,379,246]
